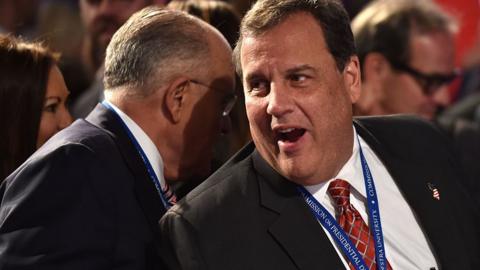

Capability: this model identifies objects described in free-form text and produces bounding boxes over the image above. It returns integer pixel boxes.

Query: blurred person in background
[438,24,480,129]
[168,0,241,48]
[436,24,480,209]
[80,0,168,74]
[352,0,480,213]
[36,0,90,105]
[352,0,458,121]
[0,0,39,37]
[0,34,72,181]
[72,0,170,118]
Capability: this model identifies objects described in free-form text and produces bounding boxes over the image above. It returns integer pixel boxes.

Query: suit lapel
[354,120,469,269]
[86,104,167,242]
[252,150,344,270]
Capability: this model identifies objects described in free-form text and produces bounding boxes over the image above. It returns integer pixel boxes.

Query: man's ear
[362,52,391,101]
[164,77,190,123]
[343,55,362,104]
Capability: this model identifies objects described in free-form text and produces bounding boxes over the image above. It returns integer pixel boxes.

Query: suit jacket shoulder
[354,115,453,159]
[0,122,121,269]
[354,115,480,269]
[160,143,344,270]
[0,105,167,270]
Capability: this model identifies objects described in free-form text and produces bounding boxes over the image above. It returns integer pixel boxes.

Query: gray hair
[104,6,210,97]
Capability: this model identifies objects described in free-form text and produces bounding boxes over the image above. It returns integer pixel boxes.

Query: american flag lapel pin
[427,182,440,200]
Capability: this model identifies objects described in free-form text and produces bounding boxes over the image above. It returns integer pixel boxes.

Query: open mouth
[276,128,306,143]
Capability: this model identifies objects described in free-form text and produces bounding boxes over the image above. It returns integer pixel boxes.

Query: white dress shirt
[104,101,168,192]
[304,127,438,270]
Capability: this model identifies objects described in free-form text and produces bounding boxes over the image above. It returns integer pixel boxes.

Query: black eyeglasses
[389,61,459,96]
[189,80,238,117]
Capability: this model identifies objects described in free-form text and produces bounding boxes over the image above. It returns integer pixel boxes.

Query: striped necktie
[162,183,177,207]
[328,179,392,270]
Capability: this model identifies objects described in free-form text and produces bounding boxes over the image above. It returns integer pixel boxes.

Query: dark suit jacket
[159,115,480,270]
[450,120,480,210]
[0,104,167,269]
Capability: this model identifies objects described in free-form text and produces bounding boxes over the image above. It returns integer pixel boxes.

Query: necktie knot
[327,178,393,270]
[327,179,351,207]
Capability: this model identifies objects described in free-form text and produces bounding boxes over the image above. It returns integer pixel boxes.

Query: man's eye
[248,80,269,93]
[289,74,308,83]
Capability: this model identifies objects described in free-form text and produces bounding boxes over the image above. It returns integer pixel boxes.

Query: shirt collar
[304,126,367,199]
[104,100,167,189]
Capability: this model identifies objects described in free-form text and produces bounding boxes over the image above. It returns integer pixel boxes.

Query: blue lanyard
[357,134,388,269]
[102,101,170,209]
[297,132,388,270]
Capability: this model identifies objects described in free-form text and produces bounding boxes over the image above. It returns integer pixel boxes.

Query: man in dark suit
[0,7,236,270]
[159,0,480,269]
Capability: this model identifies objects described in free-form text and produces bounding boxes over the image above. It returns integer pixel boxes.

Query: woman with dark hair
[0,34,72,181]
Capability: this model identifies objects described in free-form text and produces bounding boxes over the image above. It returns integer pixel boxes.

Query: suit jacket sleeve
[159,210,208,270]
[0,144,116,270]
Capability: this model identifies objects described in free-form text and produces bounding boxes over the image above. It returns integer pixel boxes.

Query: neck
[292,125,354,186]
[107,92,182,182]
[324,127,354,183]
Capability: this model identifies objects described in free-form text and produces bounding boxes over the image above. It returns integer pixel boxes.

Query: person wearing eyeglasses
[351,0,480,211]
[0,7,236,269]
[351,0,458,121]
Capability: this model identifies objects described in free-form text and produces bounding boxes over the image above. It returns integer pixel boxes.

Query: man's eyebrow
[285,65,316,75]
[244,72,266,82]
[244,65,316,82]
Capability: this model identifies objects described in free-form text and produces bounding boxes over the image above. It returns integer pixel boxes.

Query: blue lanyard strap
[101,101,170,209]
[297,186,369,270]
[297,132,388,270]
[357,134,388,270]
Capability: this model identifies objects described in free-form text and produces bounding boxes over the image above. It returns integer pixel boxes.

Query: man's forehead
[240,19,331,77]
[409,31,455,71]
[246,12,323,38]
[241,35,272,57]
[240,13,327,53]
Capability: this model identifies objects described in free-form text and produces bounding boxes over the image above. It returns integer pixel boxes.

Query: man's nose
[266,83,293,117]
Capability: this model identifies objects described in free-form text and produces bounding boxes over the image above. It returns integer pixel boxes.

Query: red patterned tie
[327,179,392,270]
[162,183,177,207]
